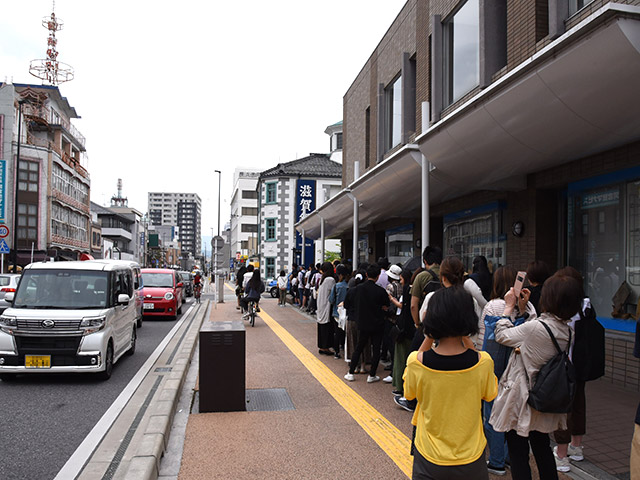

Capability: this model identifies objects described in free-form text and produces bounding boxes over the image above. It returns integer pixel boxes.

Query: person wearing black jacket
[344,264,390,383]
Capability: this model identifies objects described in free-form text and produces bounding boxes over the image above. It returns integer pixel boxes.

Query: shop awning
[296,145,454,240]
[416,5,640,189]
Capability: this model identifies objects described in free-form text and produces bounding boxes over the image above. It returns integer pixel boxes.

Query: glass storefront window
[443,202,506,273]
[567,169,640,331]
[358,234,369,267]
[386,224,414,266]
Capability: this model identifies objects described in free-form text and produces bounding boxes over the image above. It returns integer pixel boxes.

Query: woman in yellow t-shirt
[403,286,498,479]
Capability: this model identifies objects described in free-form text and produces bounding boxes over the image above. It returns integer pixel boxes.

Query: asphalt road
[0,297,196,480]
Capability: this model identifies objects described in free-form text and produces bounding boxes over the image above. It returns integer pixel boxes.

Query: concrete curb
[120,300,208,480]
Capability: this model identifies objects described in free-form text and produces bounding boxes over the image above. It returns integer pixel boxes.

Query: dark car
[179,271,193,297]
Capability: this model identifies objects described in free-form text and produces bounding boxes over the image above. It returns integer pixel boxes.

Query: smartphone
[514,271,527,297]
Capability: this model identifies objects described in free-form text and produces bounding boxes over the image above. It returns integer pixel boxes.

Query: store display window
[568,167,640,332]
[443,202,507,273]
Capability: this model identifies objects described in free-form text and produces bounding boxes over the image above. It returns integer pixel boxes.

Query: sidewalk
[177,293,636,479]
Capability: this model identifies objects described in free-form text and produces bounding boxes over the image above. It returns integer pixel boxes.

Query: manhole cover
[245,388,295,412]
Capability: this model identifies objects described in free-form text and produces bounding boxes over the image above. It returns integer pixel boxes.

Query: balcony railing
[24,133,89,179]
[23,103,86,150]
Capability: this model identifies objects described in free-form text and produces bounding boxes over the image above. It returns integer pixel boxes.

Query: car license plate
[144,303,154,310]
[25,355,51,368]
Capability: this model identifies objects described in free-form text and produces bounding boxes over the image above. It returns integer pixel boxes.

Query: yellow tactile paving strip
[261,307,413,477]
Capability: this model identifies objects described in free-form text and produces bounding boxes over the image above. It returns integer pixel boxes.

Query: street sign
[211,235,224,251]
[0,239,10,254]
[0,224,9,238]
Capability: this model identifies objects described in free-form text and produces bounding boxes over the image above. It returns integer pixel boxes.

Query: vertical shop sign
[296,179,316,264]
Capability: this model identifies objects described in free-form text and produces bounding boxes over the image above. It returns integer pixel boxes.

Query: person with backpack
[489,273,582,480]
[410,247,443,331]
[552,266,605,473]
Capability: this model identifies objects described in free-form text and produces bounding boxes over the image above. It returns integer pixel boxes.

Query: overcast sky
[0,0,405,246]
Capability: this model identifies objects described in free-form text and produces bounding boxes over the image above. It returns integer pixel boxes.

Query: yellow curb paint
[259,307,413,478]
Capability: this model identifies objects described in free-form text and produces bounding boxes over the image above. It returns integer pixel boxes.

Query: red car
[141,269,185,319]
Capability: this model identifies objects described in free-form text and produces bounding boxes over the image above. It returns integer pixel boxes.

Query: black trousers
[349,329,383,377]
[505,430,558,480]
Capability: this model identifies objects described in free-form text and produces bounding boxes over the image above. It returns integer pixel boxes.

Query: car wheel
[126,325,137,356]
[270,287,278,298]
[177,299,183,314]
[136,315,143,328]
[98,342,114,380]
[0,373,17,382]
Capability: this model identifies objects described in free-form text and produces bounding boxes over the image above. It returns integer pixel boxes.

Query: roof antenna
[29,0,74,85]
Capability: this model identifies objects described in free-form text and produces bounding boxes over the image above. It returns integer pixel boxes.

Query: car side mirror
[117,293,130,305]
[5,292,14,303]
[177,282,184,288]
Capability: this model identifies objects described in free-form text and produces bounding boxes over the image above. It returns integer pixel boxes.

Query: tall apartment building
[230,168,261,261]
[297,0,640,395]
[147,192,201,259]
[0,82,90,268]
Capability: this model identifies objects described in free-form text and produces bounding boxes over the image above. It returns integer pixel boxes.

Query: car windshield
[142,273,174,288]
[12,270,109,309]
[0,276,14,287]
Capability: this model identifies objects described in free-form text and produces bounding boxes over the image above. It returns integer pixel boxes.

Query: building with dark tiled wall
[257,153,342,279]
[297,0,640,390]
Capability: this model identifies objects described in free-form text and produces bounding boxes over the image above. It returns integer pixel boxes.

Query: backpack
[526,321,576,414]
[420,269,441,305]
[572,305,605,381]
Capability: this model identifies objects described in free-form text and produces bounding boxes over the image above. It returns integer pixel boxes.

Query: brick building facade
[297,0,640,390]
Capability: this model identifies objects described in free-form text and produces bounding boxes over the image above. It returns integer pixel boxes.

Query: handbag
[526,321,576,414]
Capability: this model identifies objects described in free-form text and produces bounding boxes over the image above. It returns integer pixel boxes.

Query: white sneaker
[553,446,571,473]
[383,375,393,383]
[568,444,584,461]
[344,373,355,382]
[367,375,380,383]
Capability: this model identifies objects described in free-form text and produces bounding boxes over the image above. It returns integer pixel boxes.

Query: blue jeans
[483,400,507,468]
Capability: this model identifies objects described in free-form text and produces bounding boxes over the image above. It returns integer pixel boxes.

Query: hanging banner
[296,179,316,265]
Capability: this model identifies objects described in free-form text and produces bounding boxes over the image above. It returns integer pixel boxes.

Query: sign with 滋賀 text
[295,179,316,266]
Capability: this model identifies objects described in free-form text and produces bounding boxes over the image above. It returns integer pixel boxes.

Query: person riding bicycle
[240,270,265,317]
[193,271,202,300]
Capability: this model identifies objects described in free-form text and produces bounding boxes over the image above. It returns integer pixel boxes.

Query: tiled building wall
[605,332,639,391]
[566,0,640,29]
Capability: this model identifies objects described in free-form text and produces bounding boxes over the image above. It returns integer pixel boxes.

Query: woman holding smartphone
[489,274,581,480]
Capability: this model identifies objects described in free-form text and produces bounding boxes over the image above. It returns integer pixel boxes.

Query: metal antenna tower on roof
[29,0,74,85]
[111,179,128,207]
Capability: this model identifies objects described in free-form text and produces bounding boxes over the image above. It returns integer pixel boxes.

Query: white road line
[54,303,196,480]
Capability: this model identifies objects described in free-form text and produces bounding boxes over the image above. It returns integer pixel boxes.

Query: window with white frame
[385,75,402,151]
[444,0,480,106]
[569,0,594,15]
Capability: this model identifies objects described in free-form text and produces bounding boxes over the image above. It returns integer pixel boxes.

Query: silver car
[0,274,20,314]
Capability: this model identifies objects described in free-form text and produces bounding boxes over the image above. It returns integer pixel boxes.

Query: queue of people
[233,249,608,480]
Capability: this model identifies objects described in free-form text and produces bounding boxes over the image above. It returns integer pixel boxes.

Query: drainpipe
[352,161,360,268]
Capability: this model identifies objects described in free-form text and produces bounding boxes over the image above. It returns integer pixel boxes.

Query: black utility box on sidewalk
[199,320,246,412]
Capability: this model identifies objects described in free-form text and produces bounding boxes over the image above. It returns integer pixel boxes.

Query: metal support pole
[215,170,221,237]
[301,229,306,267]
[421,102,430,250]
[12,101,24,273]
[320,216,325,262]
[352,196,358,269]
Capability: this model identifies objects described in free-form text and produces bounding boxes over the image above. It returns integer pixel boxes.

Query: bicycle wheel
[250,303,256,327]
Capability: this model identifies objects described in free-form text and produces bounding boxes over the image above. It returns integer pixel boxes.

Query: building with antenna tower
[29,2,74,86]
